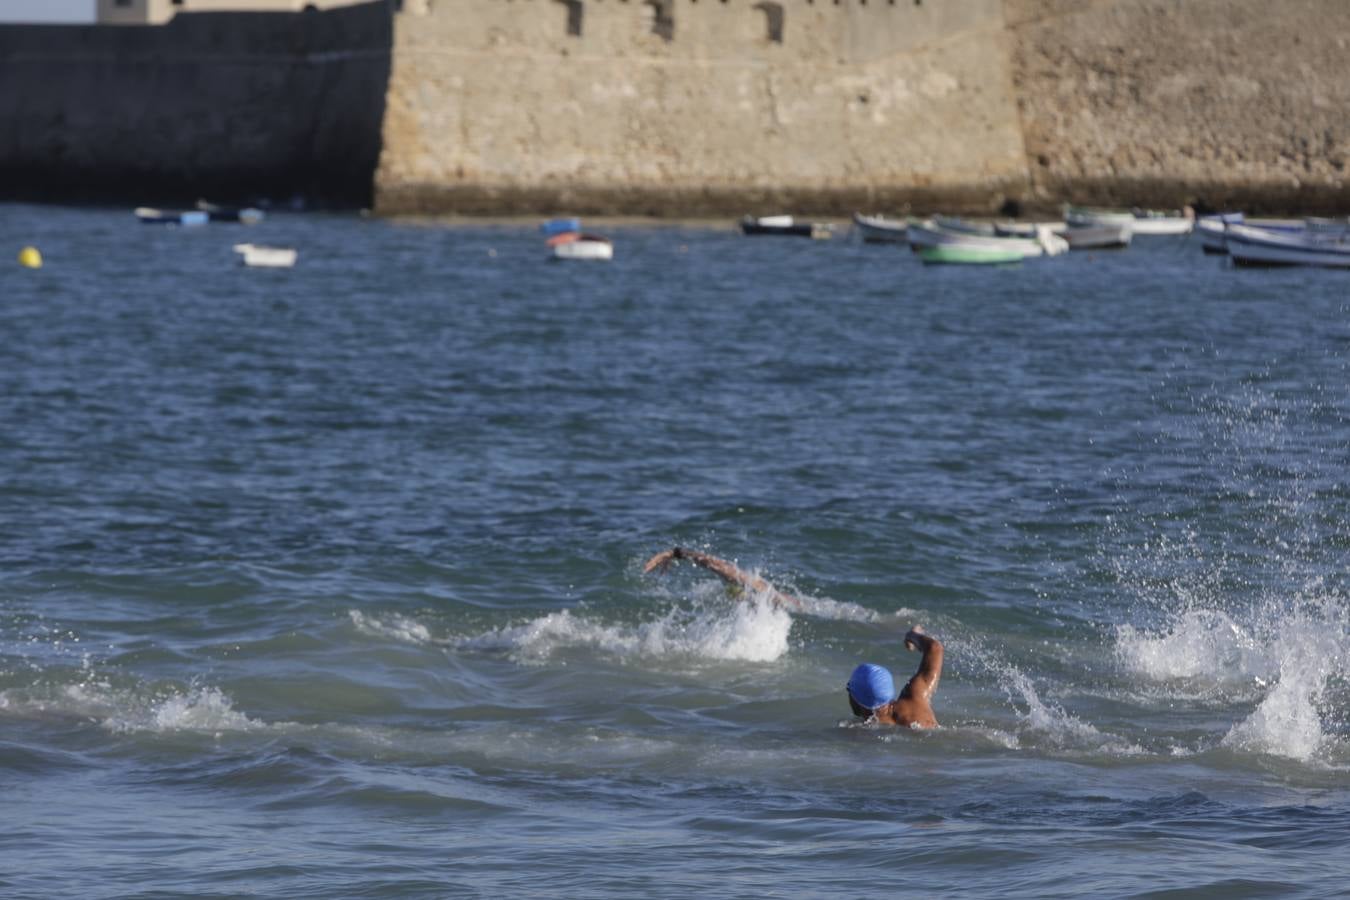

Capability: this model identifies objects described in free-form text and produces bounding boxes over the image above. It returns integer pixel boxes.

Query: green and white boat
[918,244,1023,265]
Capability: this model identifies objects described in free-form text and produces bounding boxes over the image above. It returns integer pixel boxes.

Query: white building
[0,0,97,23]
[97,0,373,25]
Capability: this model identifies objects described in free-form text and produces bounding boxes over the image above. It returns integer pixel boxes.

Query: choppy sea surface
[2,204,1349,897]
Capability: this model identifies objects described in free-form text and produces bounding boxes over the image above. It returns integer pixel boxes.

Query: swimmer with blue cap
[846,624,942,728]
[643,546,944,728]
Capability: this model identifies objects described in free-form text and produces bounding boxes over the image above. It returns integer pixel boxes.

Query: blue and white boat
[1224,221,1350,268]
[135,206,208,226]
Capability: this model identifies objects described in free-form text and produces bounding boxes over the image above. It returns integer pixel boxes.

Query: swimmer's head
[846,663,895,717]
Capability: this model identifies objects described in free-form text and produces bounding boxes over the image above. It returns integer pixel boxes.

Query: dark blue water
[3,204,1349,897]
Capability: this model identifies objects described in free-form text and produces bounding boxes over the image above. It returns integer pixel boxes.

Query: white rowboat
[907,218,1068,258]
[548,232,614,261]
[233,243,297,268]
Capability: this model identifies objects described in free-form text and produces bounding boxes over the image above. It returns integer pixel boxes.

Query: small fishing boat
[197,201,265,225]
[1224,222,1350,268]
[540,217,582,236]
[907,218,1068,258]
[919,245,1022,265]
[548,231,613,261]
[233,243,297,268]
[1198,214,1323,254]
[852,212,909,244]
[1066,205,1194,235]
[740,215,832,239]
[135,206,208,226]
[1060,222,1133,250]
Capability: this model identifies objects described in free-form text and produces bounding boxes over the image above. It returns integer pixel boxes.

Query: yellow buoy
[18,246,42,269]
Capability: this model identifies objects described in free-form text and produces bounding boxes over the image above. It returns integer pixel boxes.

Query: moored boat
[1223,222,1350,268]
[1060,222,1133,250]
[548,231,614,261]
[918,244,1022,265]
[852,212,909,243]
[233,243,296,268]
[1198,214,1322,254]
[740,215,832,239]
[135,206,208,226]
[1067,205,1194,235]
[197,201,265,225]
[907,218,1068,258]
[541,217,582,236]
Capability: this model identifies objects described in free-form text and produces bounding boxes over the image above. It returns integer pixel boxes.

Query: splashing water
[349,609,433,645]
[459,593,794,665]
[1105,381,1350,761]
[1116,610,1273,686]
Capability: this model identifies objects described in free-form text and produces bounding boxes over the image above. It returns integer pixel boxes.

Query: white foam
[348,609,432,645]
[104,684,260,734]
[1220,613,1347,760]
[0,677,263,736]
[1114,596,1349,761]
[458,595,793,665]
[1115,610,1274,685]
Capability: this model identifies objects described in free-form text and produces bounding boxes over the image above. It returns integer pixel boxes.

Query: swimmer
[641,546,804,610]
[845,626,942,729]
[642,546,942,727]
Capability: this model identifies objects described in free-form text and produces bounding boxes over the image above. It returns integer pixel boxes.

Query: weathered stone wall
[377,0,1350,216]
[1006,0,1350,214]
[4,0,1347,215]
[375,0,1030,216]
[0,2,391,207]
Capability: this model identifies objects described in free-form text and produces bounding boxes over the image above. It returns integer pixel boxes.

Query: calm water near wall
[2,204,1349,897]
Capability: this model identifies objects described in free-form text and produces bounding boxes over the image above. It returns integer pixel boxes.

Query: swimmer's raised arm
[900,625,943,703]
[642,547,802,610]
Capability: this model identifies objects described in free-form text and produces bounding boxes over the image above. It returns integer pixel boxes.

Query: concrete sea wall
[0,2,391,208]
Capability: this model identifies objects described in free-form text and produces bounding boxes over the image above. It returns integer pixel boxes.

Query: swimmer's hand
[904,625,927,652]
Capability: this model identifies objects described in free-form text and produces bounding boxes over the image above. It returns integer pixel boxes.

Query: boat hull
[551,239,614,261]
[907,219,1066,258]
[233,243,296,268]
[740,216,832,239]
[919,245,1022,265]
[1225,223,1350,268]
[1062,223,1132,250]
[852,213,908,244]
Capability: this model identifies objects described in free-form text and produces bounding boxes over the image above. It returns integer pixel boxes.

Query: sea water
[1,204,1348,897]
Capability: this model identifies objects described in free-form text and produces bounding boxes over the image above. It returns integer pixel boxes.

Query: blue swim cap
[847,663,895,710]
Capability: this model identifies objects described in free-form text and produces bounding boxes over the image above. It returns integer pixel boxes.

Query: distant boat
[1066,205,1194,235]
[1060,222,1133,250]
[540,217,582,236]
[740,215,832,239]
[918,244,1023,265]
[135,206,208,226]
[547,231,613,261]
[1224,222,1350,268]
[197,201,265,225]
[852,212,909,244]
[907,218,1069,257]
[233,243,297,268]
[1198,214,1321,254]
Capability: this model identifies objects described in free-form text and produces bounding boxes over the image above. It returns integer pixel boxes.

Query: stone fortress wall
[376,0,1350,216]
[1,0,1346,215]
[376,0,1031,215]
